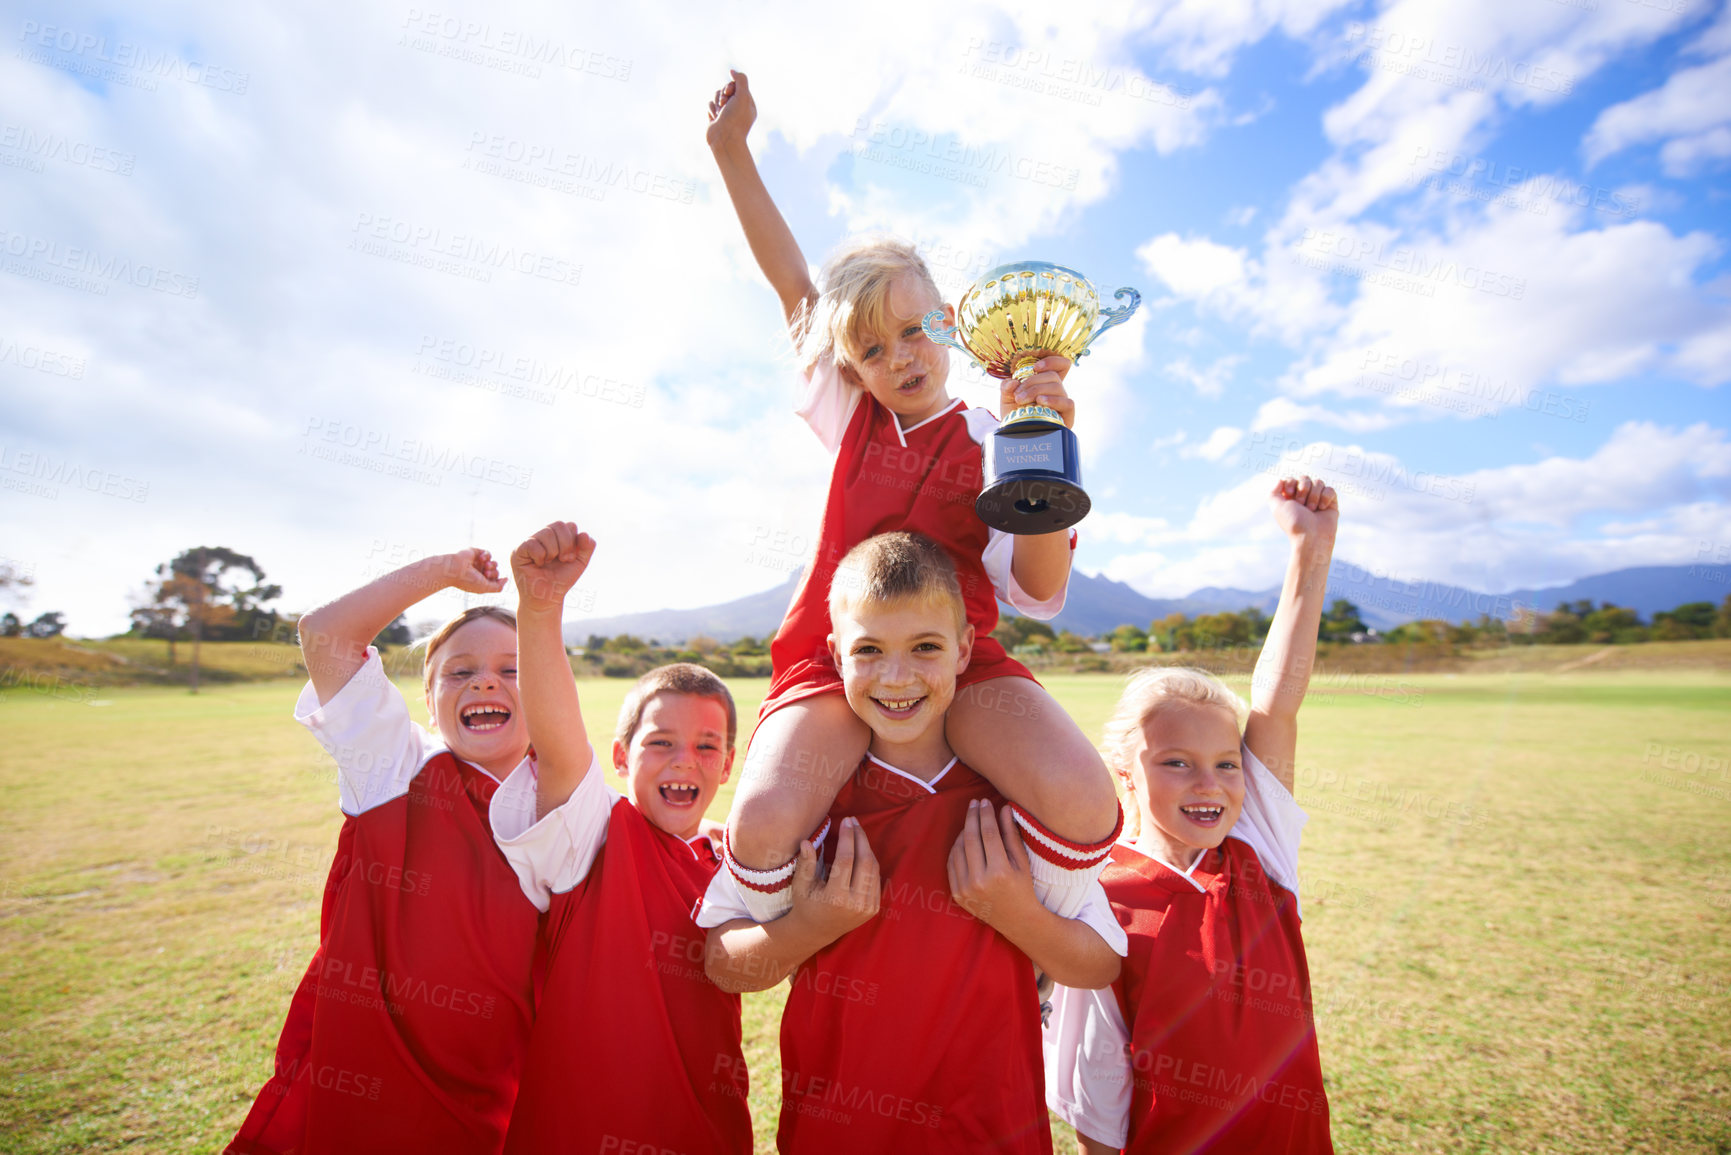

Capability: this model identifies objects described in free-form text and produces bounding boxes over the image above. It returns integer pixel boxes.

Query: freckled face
[425,617,524,776]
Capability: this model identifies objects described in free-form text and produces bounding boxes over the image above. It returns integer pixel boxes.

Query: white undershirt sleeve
[1044,981,1133,1148]
[693,865,757,929]
[1229,743,1309,919]
[489,747,617,913]
[793,353,863,454]
[981,524,1076,620]
[292,647,435,816]
[1071,879,1130,957]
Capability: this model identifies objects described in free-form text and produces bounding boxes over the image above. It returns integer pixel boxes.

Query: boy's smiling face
[829,594,973,764]
[614,690,733,842]
[1127,702,1247,866]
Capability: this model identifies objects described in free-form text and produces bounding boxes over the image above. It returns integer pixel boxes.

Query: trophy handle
[1088,286,1142,348]
[921,308,968,354]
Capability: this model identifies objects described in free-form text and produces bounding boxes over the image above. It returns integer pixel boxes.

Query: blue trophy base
[977,420,1090,534]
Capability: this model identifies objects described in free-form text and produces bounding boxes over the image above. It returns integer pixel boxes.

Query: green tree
[1581,604,1643,643]
[132,547,281,692]
[1469,613,1509,647]
[1192,611,1251,651]
[1383,619,1450,645]
[24,612,66,638]
[0,561,32,597]
[1716,595,1731,639]
[372,613,412,649]
[1534,603,1586,644]
[1146,612,1186,652]
[0,612,20,638]
[1652,601,1716,641]
[992,615,1057,650]
[1318,599,1367,643]
[1053,630,1092,654]
[1108,624,1148,652]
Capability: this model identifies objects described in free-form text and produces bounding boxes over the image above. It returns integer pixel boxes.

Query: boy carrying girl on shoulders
[699,531,1126,1154]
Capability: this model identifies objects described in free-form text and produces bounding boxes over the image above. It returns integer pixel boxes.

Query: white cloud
[1138,0,1360,77]
[1138,234,1249,298]
[1282,0,1693,234]
[1137,230,1339,343]
[1101,421,1731,599]
[1251,397,1401,432]
[1585,54,1731,175]
[1182,426,1245,461]
[1291,199,1730,404]
[1086,511,1175,546]
[1164,353,1244,398]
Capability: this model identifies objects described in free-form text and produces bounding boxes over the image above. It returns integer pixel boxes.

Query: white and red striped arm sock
[1009,802,1124,918]
[722,818,833,924]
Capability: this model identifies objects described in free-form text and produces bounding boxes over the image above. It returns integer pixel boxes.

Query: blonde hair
[418,606,518,699]
[1100,667,1248,784]
[615,663,738,752]
[828,532,966,633]
[796,236,944,373]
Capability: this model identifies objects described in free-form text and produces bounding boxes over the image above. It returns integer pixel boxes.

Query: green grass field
[2,669,1728,1153]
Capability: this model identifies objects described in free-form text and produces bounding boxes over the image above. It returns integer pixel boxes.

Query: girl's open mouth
[459,703,512,732]
[1179,804,1225,828]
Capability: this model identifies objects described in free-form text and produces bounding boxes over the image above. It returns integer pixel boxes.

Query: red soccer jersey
[777,754,1050,1154]
[1106,838,1333,1154]
[227,753,541,1155]
[503,799,750,1154]
[765,391,1044,718]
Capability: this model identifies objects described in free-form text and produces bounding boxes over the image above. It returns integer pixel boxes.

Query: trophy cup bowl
[922,261,1140,534]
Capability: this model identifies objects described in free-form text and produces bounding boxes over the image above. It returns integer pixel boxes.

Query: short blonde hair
[796,236,944,373]
[418,606,517,699]
[615,663,738,752]
[828,532,967,634]
[1100,667,1248,782]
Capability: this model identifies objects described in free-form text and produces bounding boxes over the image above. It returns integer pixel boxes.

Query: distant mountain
[563,563,1727,644]
[563,573,800,647]
[1497,566,1729,620]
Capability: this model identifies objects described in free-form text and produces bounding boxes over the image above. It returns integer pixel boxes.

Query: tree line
[8,544,1729,691]
[992,594,1731,656]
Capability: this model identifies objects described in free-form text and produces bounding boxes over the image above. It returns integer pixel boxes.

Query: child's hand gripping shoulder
[1247,476,1339,792]
[704,817,880,994]
[509,521,597,818]
[948,800,1120,990]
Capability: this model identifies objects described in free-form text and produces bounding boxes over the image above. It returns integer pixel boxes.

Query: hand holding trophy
[922,262,1139,534]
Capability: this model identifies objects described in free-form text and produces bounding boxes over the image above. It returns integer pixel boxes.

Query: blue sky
[1,0,1727,636]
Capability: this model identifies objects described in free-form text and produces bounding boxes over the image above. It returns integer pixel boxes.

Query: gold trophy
[922,261,1139,534]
